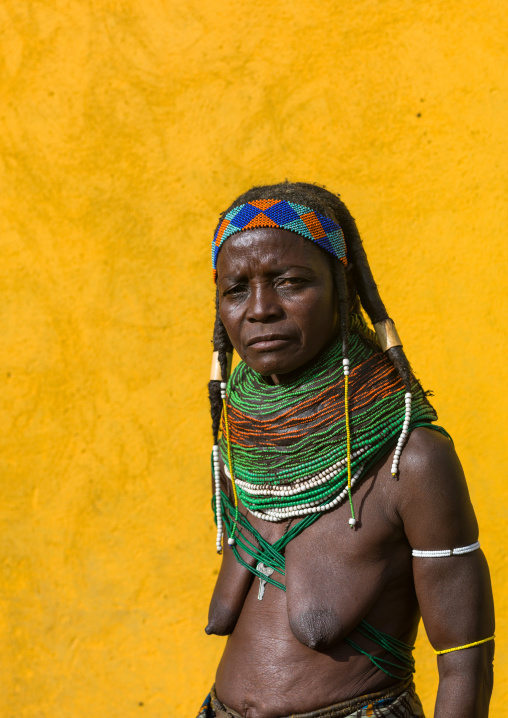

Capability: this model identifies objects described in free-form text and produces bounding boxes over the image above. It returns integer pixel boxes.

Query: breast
[284,497,404,650]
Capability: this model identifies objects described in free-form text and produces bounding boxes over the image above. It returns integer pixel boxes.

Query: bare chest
[239,460,415,646]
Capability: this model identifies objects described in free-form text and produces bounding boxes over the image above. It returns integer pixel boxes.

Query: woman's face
[216,228,340,381]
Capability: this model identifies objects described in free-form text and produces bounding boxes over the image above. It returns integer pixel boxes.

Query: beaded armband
[412,540,480,558]
[435,635,495,655]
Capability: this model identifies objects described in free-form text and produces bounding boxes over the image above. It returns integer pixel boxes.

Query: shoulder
[398,427,464,496]
[394,427,479,550]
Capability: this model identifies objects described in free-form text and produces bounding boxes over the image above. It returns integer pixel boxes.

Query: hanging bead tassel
[222,381,239,546]
[391,392,412,477]
[213,444,223,554]
[343,357,357,528]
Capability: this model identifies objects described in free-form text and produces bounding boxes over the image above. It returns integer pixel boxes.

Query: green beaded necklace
[218,316,443,524]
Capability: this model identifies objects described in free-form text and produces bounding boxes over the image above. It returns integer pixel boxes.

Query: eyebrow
[219,264,318,282]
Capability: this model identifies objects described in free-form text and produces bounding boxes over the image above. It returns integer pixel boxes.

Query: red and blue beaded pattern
[212,199,347,281]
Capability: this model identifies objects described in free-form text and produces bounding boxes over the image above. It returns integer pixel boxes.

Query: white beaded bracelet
[412,540,480,558]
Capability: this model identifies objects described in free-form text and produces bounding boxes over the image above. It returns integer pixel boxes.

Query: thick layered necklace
[216,319,438,538]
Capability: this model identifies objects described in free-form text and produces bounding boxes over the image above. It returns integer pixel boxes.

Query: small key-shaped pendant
[256,561,274,600]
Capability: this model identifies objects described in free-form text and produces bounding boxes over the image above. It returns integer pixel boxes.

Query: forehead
[216,228,332,278]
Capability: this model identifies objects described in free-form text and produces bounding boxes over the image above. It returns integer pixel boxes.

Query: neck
[268,328,343,386]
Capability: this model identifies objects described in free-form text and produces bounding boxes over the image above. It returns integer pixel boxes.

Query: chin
[244,352,303,377]
[248,361,287,376]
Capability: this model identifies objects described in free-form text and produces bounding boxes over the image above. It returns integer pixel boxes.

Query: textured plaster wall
[0,1,506,716]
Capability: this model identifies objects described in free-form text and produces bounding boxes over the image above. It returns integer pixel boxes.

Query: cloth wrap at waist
[197,678,425,718]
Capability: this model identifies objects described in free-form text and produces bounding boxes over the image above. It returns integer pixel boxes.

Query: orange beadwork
[221,352,405,449]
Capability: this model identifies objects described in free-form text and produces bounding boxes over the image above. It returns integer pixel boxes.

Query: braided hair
[208,181,414,442]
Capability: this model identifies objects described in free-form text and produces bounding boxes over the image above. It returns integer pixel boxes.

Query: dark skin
[207,228,495,718]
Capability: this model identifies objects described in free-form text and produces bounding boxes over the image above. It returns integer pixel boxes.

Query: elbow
[436,641,495,717]
[206,597,241,636]
[205,621,230,636]
[481,641,495,710]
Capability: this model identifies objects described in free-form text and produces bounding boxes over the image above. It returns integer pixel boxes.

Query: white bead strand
[248,465,365,521]
[230,447,368,498]
[213,444,223,553]
[391,392,412,477]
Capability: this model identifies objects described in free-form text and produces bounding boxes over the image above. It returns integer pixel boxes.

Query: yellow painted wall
[0,1,506,715]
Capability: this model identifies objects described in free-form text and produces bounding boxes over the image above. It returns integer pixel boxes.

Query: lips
[246,334,293,350]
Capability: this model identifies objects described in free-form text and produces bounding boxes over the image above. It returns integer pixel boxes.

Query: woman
[199,182,494,718]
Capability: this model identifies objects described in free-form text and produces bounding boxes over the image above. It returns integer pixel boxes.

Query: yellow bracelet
[435,635,495,655]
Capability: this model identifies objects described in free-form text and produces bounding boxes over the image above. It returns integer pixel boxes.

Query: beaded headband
[212,199,347,281]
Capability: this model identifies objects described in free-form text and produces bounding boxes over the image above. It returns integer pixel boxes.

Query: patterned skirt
[196,679,425,718]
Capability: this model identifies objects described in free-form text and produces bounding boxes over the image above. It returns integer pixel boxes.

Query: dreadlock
[209,290,233,444]
[208,181,414,441]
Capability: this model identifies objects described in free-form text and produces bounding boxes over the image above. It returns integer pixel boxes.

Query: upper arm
[397,428,478,550]
[396,428,494,651]
[206,452,255,635]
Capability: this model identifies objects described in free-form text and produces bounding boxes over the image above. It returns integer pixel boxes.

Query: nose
[246,283,284,322]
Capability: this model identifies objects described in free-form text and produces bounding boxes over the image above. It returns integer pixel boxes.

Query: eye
[222,282,247,297]
[276,276,306,287]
